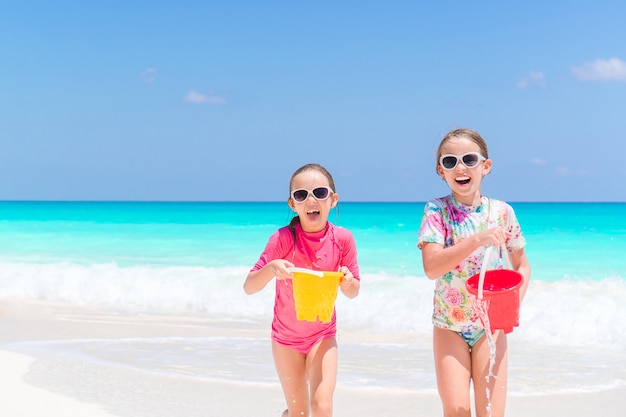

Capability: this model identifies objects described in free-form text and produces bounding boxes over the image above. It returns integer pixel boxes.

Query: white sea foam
[2,260,625,395]
[1,261,624,349]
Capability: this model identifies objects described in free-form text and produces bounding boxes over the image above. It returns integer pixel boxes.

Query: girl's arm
[338,266,360,299]
[421,227,509,279]
[243,259,294,295]
[509,248,531,301]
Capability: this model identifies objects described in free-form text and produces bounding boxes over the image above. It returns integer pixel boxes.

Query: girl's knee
[441,402,471,417]
[310,397,332,417]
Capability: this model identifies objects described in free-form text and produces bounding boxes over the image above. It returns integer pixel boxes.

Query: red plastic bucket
[466,269,522,334]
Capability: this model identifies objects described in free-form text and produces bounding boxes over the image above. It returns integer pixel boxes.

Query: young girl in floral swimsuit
[418,128,531,417]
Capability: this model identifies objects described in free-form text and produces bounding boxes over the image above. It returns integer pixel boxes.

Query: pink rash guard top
[251,222,360,354]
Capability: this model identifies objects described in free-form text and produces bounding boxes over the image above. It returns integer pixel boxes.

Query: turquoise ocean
[1,201,625,396]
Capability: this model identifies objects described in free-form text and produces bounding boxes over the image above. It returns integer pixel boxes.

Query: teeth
[307,210,320,214]
[455,176,470,181]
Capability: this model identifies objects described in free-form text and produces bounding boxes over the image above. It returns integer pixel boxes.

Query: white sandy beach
[0,297,622,417]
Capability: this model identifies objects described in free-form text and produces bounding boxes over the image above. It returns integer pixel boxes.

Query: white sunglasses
[291,186,334,202]
[439,152,486,170]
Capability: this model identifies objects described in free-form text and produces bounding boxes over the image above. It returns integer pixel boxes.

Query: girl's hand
[268,259,295,280]
[243,259,294,295]
[475,226,510,248]
[338,266,359,298]
[422,227,511,280]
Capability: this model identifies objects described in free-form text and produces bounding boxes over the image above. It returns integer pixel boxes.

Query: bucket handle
[476,245,511,299]
[287,267,324,277]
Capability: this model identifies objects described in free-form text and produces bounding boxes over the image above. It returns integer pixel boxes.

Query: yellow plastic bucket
[290,267,343,322]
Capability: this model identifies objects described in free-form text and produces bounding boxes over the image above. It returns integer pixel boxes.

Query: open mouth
[306,209,320,216]
[455,176,471,186]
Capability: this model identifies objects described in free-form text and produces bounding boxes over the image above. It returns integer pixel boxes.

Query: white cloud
[571,57,626,81]
[184,90,227,104]
[554,166,571,176]
[530,157,548,166]
[516,71,546,89]
[140,68,157,84]
[553,166,591,177]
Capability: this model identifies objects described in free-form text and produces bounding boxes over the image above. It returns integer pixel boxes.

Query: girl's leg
[471,331,508,417]
[272,341,309,417]
[305,337,338,417]
[433,326,472,417]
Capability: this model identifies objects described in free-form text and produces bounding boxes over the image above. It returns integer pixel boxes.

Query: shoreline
[0,297,623,417]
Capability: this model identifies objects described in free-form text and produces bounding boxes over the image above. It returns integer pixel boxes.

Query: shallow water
[1,201,625,395]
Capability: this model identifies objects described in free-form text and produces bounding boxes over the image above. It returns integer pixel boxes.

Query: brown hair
[288,163,336,195]
[435,128,489,174]
[287,163,337,240]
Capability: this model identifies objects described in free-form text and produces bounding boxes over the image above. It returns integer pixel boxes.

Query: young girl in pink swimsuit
[418,128,531,417]
[244,163,360,417]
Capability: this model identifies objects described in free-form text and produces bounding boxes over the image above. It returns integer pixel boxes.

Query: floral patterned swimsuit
[417,195,526,346]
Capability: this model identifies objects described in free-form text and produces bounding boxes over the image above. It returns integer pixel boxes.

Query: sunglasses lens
[462,153,480,167]
[292,190,309,202]
[312,187,330,200]
[441,156,458,170]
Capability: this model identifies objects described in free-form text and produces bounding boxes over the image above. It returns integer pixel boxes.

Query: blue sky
[1,1,625,202]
